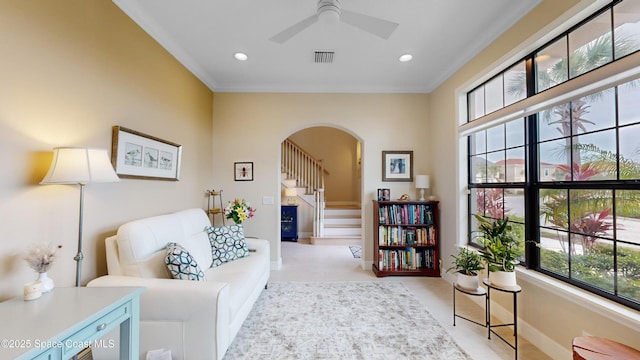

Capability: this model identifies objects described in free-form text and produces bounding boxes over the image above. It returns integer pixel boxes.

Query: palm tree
[511,31,640,260]
[508,33,637,169]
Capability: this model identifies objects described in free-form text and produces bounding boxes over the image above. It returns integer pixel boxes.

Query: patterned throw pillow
[205,224,250,267]
[165,242,206,281]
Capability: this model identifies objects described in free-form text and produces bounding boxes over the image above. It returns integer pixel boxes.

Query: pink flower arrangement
[224,198,256,224]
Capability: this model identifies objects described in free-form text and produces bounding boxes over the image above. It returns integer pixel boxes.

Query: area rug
[224,281,472,360]
[348,245,361,258]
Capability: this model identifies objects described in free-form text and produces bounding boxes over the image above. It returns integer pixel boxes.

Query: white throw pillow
[165,242,206,281]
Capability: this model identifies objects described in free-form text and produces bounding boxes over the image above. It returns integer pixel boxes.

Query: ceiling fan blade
[340,10,398,40]
[269,15,319,44]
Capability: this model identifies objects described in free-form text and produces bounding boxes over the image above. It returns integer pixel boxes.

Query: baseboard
[362,260,372,271]
[521,321,572,359]
[443,273,570,359]
[487,299,571,359]
[271,257,282,271]
[309,236,361,246]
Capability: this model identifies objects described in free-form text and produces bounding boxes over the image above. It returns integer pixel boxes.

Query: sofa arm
[88,275,230,359]
[88,275,228,321]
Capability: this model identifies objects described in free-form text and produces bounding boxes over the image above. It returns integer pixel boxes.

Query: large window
[465,0,640,310]
[469,118,526,255]
[537,80,640,306]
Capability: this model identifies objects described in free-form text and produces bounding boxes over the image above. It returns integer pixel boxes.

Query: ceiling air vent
[314,51,334,64]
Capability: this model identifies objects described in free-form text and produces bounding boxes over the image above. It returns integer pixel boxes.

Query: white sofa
[87,208,270,360]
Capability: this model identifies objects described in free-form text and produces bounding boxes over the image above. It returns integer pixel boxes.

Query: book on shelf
[377,225,436,246]
[377,248,436,271]
[378,203,435,225]
[406,227,416,245]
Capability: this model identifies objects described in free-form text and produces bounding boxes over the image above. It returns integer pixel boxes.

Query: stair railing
[281,139,326,195]
[282,139,328,237]
[314,189,325,237]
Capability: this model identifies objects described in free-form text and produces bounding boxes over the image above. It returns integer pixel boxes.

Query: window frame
[463,0,640,310]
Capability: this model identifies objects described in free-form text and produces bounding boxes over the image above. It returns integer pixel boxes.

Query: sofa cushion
[205,225,250,267]
[165,242,206,281]
[204,243,269,321]
[115,208,211,277]
[179,231,213,270]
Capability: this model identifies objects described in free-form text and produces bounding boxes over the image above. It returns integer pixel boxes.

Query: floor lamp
[40,147,120,287]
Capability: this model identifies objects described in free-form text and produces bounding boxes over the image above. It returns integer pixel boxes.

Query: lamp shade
[415,175,430,189]
[41,147,120,184]
[285,187,298,197]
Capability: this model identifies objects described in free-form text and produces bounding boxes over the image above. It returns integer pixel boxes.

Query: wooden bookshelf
[372,200,440,277]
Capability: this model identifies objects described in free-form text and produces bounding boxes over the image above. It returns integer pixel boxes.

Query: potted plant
[447,247,484,291]
[474,214,520,288]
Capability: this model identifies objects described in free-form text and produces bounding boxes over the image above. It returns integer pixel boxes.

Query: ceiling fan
[269,0,399,44]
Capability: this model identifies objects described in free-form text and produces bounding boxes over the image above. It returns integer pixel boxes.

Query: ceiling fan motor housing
[318,0,341,23]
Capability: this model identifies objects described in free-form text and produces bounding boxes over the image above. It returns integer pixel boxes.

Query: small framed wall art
[382,150,413,182]
[234,162,254,181]
[111,125,182,181]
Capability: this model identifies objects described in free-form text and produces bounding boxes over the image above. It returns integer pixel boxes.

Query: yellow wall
[429,0,639,356]
[212,92,430,264]
[289,126,360,203]
[2,0,638,356]
[0,0,213,297]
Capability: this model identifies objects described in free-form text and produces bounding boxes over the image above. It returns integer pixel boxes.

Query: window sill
[515,267,640,332]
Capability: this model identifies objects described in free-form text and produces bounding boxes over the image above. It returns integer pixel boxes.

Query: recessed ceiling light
[234,52,248,61]
[399,54,413,62]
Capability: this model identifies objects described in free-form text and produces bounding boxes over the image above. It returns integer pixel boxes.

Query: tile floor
[270,240,551,360]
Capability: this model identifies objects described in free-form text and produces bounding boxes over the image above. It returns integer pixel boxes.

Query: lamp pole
[74,183,86,287]
[40,147,119,288]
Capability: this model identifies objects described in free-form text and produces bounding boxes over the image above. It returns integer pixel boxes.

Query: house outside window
[464,0,640,310]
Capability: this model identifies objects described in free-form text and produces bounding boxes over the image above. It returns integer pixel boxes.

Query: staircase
[310,205,361,245]
[281,139,362,245]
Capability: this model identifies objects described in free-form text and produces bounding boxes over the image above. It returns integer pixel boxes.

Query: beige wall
[289,126,361,203]
[0,0,213,298]
[212,93,430,265]
[429,0,639,356]
[2,0,638,356]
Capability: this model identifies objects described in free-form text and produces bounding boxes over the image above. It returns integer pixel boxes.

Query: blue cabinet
[281,205,298,241]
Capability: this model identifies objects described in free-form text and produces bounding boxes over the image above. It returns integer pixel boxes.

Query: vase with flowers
[225,198,256,224]
[25,242,61,293]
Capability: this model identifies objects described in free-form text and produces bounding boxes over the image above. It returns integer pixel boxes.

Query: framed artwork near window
[234,162,254,181]
[382,150,413,182]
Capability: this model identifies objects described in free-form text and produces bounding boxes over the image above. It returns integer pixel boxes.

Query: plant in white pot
[447,247,484,291]
[474,214,520,288]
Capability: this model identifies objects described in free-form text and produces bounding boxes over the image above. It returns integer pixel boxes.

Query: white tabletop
[0,287,143,359]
